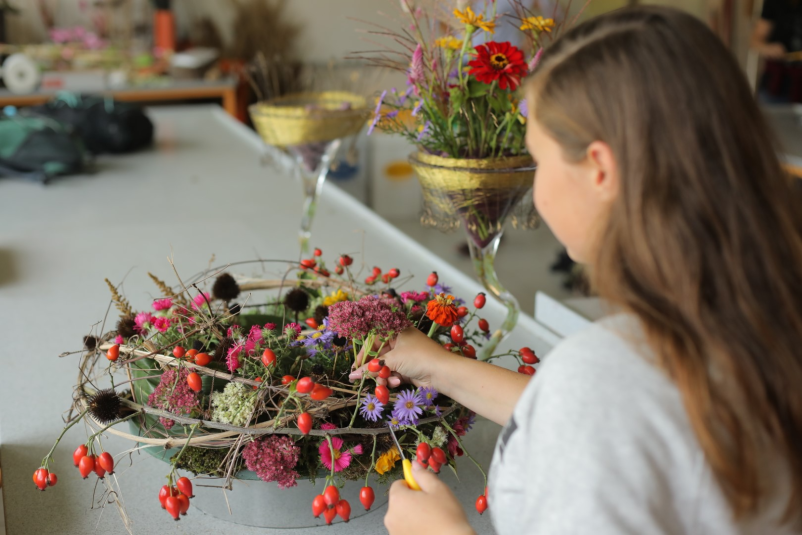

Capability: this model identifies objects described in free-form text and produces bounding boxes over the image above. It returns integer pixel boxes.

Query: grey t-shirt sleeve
[489,320,699,534]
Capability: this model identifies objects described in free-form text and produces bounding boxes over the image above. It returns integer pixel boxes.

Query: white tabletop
[0,105,559,535]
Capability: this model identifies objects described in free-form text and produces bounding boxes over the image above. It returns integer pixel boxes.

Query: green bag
[0,112,85,184]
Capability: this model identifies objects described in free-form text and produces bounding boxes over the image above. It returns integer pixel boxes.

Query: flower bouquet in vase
[35,250,542,529]
[358,0,587,358]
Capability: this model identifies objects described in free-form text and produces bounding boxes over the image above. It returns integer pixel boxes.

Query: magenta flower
[192,292,211,310]
[227,325,241,338]
[226,343,243,372]
[152,298,173,311]
[114,334,123,344]
[147,368,199,430]
[134,312,153,332]
[400,291,429,304]
[152,316,172,333]
[320,422,337,431]
[319,437,352,472]
[285,323,302,336]
[243,436,300,489]
[264,322,277,331]
[248,325,263,343]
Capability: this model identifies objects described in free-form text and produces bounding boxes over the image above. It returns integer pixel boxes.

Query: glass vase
[409,152,537,359]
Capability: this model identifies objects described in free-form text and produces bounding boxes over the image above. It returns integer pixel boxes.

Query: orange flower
[427,293,459,327]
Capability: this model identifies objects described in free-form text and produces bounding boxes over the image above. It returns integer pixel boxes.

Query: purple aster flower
[393,389,423,422]
[387,415,403,430]
[433,405,443,417]
[416,121,431,142]
[412,100,423,116]
[293,319,336,357]
[419,387,438,407]
[386,110,399,119]
[519,98,529,119]
[374,90,387,115]
[360,394,384,422]
[464,412,476,432]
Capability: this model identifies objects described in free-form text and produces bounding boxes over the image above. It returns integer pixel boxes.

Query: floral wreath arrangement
[33,249,541,529]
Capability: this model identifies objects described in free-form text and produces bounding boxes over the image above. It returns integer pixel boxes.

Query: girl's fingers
[387,374,402,388]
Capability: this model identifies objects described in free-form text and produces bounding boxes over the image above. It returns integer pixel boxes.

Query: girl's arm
[350,327,530,426]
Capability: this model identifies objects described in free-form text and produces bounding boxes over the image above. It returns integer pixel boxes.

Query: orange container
[154,9,175,51]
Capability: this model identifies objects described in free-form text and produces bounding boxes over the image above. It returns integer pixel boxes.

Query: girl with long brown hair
[352,5,802,534]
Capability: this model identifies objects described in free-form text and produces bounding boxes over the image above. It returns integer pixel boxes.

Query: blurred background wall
[4,0,759,72]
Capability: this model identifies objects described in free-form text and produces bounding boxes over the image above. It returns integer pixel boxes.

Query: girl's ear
[586,140,619,203]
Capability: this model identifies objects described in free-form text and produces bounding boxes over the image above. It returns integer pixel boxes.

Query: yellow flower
[454,7,495,34]
[375,447,401,475]
[520,16,554,33]
[322,289,349,307]
[435,36,462,51]
[312,331,323,339]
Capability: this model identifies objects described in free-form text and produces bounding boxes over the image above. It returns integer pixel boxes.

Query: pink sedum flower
[243,436,300,489]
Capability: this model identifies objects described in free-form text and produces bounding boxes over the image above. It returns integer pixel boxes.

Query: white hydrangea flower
[211,382,257,427]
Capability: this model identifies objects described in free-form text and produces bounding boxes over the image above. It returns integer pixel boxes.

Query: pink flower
[152,317,172,333]
[400,291,429,304]
[320,423,337,430]
[152,298,173,311]
[173,306,190,318]
[327,296,412,340]
[407,44,425,92]
[319,437,352,472]
[264,322,277,331]
[134,312,153,332]
[114,334,123,344]
[243,436,300,489]
[147,368,199,430]
[192,292,211,310]
[285,323,302,336]
[226,343,243,372]
[528,47,544,73]
[227,325,241,338]
[352,444,364,455]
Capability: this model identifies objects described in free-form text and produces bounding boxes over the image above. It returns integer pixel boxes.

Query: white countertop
[0,105,559,535]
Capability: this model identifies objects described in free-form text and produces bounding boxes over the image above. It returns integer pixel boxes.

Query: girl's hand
[384,461,476,535]
[348,327,452,390]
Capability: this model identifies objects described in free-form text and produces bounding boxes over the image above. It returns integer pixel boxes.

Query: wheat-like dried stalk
[147,271,188,306]
[104,278,134,317]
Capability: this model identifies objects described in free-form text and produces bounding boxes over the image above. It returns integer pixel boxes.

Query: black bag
[28,93,154,154]
[0,113,85,184]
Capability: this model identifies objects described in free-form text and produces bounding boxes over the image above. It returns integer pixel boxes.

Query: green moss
[171,446,242,477]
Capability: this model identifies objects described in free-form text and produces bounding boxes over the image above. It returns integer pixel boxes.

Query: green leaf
[449,87,466,110]
[467,80,490,99]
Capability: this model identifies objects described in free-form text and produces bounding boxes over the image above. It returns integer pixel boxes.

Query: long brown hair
[528,6,802,524]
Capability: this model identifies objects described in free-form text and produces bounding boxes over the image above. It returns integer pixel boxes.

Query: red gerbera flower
[468,41,528,91]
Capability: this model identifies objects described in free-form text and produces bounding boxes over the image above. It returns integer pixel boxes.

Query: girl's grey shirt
[488,315,798,535]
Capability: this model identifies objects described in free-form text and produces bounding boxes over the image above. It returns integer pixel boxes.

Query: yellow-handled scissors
[388,426,421,491]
